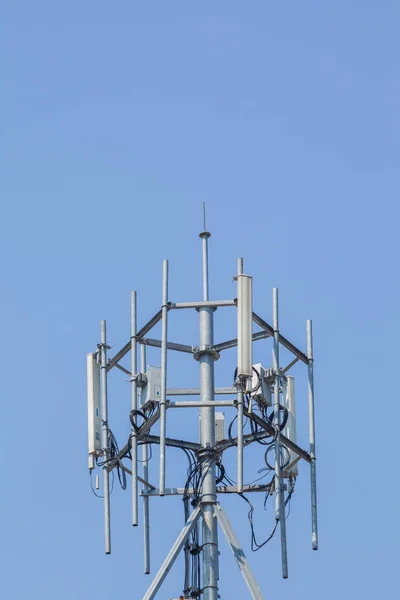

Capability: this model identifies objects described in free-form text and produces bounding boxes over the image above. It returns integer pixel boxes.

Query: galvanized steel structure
[86,207,318,599]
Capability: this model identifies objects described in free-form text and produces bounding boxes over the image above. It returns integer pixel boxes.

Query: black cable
[129,409,148,432]
[267,404,289,431]
[238,491,278,551]
[264,444,291,471]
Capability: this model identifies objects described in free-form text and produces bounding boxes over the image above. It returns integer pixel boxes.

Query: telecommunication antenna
[86,204,318,599]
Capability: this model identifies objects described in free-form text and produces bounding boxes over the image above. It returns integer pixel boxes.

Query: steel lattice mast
[86,205,318,599]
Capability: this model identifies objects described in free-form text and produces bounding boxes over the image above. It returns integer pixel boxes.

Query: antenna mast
[86,205,318,599]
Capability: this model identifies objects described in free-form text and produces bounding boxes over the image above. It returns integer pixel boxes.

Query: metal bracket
[193,346,220,362]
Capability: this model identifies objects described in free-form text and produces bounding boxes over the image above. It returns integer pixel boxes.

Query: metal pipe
[166,387,237,396]
[273,289,288,578]
[142,506,202,600]
[159,260,169,495]
[139,338,194,354]
[106,310,163,371]
[100,320,111,554]
[183,499,191,596]
[143,434,201,452]
[131,292,139,526]
[202,233,210,301]
[142,483,273,496]
[307,320,318,550]
[215,505,264,600]
[212,330,270,352]
[168,400,235,408]
[199,230,218,600]
[170,299,235,309]
[237,257,244,493]
[141,344,151,573]
[252,311,309,365]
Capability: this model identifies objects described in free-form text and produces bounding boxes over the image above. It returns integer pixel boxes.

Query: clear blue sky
[1,2,398,598]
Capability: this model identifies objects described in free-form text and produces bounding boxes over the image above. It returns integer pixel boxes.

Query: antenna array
[86,207,318,599]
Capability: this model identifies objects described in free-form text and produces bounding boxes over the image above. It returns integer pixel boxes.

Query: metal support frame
[141,483,272,496]
[307,320,318,550]
[106,311,163,372]
[242,408,311,463]
[273,288,288,579]
[167,387,237,396]
[88,207,318,597]
[140,343,151,574]
[237,258,244,494]
[131,291,139,526]
[100,320,111,554]
[170,299,236,309]
[142,434,201,452]
[159,260,169,496]
[212,330,270,353]
[139,337,195,354]
[198,228,219,600]
[253,311,309,365]
[168,400,235,408]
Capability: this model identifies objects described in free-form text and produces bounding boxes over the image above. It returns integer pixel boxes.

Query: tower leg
[141,506,201,600]
[215,504,264,600]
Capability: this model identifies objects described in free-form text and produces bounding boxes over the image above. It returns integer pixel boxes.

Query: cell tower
[86,206,318,600]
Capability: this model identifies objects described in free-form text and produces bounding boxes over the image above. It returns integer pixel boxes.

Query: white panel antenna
[283,376,298,478]
[237,274,253,381]
[87,352,101,470]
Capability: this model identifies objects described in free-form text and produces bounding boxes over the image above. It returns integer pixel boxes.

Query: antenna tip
[199,202,210,238]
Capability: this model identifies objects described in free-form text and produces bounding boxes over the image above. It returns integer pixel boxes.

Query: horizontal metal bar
[168,400,236,408]
[141,434,201,452]
[120,464,156,490]
[243,408,311,463]
[166,387,237,396]
[107,310,163,372]
[141,483,273,496]
[252,311,309,365]
[139,337,195,354]
[170,300,236,309]
[212,330,270,353]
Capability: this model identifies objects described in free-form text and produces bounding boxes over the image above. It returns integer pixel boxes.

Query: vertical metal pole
[199,229,218,600]
[307,320,318,550]
[131,292,139,526]
[159,260,169,495]
[202,232,209,301]
[141,343,151,573]
[273,289,288,578]
[100,320,111,554]
[237,257,244,493]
